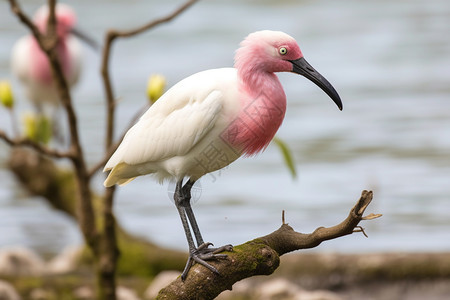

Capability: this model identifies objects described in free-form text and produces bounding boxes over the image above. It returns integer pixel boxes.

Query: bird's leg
[174,180,196,251]
[182,179,233,254]
[174,180,199,280]
[174,178,232,281]
[181,179,205,246]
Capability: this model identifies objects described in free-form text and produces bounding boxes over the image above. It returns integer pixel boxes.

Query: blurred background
[0,0,449,258]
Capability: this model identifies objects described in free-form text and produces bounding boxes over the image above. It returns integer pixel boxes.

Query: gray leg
[182,179,205,246]
[174,178,233,281]
[174,180,196,251]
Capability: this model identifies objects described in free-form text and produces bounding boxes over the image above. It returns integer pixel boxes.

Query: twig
[8,0,43,42]
[100,0,199,154]
[261,190,380,255]
[106,0,199,39]
[0,130,74,159]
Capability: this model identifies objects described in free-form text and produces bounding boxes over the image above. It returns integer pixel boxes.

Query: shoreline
[1,249,449,299]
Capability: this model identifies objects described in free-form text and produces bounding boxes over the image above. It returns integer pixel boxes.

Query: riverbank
[1,248,449,299]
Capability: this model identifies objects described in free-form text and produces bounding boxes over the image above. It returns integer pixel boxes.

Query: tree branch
[7,1,200,299]
[157,190,381,299]
[0,130,74,159]
[8,0,43,42]
[99,0,199,163]
[8,0,99,275]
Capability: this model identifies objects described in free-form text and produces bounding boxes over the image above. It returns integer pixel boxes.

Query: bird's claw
[212,244,233,254]
[196,242,233,255]
[181,242,233,281]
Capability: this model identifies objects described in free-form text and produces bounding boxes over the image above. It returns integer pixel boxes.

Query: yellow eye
[279,47,288,55]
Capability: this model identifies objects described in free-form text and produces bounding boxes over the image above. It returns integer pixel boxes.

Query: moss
[117,230,186,277]
[229,239,280,276]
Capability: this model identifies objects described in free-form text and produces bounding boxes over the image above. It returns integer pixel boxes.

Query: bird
[103,30,343,280]
[11,3,95,141]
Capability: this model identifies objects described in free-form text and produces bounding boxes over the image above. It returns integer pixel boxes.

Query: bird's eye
[279,47,288,55]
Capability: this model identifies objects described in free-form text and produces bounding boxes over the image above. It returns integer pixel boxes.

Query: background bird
[11,3,94,142]
[104,30,343,280]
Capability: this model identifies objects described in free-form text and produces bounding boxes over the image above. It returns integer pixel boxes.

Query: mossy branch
[8,148,187,276]
[157,190,381,299]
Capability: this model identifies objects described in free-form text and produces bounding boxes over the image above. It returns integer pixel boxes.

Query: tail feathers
[103,175,136,187]
[103,163,136,187]
[117,177,136,186]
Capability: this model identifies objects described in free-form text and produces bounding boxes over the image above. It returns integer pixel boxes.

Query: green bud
[146,74,166,104]
[36,116,52,145]
[23,113,37,141]
[0,80,14,109]
[22,112,52,144]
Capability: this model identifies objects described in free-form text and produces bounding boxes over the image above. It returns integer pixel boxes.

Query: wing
[104,89,224,171]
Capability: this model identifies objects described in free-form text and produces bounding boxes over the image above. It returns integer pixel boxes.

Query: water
[0,0,449,256]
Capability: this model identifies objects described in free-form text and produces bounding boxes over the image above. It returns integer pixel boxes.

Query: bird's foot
[181,242,233,281]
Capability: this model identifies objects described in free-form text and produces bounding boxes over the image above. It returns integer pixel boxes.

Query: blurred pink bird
[104,30,343,280]
[11,4,85,110]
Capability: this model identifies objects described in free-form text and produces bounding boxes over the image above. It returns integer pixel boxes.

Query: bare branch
[100,0,198,155]
[0,130,74,159]
[46,0,56,44]
[261,190,378,255]
[107,0,199,39]
[8,0,98,255]
[8,0,43,42]
[157,190,381,299]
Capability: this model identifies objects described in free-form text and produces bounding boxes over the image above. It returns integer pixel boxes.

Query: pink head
[235,30,343,110]
[33,3,77,38]
[235,30,303,74]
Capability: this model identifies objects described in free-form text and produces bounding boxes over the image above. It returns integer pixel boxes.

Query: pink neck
[222,67,287,156]
[30,37,70,85]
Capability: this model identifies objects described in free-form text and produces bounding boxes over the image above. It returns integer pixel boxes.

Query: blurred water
[0,0,449,256]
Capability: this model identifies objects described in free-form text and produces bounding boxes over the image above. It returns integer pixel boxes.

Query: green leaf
[272,136,297,179]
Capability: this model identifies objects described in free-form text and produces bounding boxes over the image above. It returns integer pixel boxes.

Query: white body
[11,35,82,109]
[104,68,243,186]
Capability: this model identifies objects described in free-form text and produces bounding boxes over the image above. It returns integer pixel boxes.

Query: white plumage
[104,68,241,186]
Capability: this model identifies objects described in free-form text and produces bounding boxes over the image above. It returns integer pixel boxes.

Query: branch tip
[353,225,368,238]
[362,213,383,220]
[355,190,374,216]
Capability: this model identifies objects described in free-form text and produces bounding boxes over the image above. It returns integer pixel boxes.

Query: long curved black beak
[290,57,343,111]
[70,27,99,51]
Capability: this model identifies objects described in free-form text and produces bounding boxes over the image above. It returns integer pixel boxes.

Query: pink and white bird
[104,30,343,280]
[11,4,89,113]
